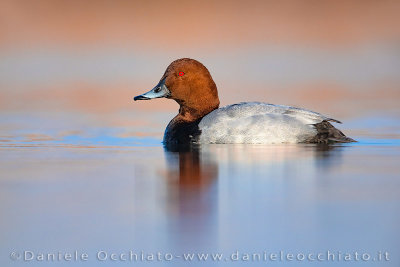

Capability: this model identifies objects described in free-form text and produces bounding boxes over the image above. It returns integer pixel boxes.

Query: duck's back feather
[197,102,349,144]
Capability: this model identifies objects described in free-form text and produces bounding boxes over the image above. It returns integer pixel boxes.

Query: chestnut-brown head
[134,58,220,122]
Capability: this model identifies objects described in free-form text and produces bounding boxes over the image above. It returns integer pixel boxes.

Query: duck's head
[134,58,220,121]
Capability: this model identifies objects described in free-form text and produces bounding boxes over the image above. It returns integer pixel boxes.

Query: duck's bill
[133,78,170,101]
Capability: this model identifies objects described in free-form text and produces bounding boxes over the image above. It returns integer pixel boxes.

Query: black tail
[305,120,356,144]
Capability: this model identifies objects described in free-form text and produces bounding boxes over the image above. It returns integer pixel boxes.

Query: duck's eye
[154,87,161,93]
[178,72,185,76]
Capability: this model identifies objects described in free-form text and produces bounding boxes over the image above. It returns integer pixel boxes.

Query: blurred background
[1,0,400,142]
[1,2,400,267]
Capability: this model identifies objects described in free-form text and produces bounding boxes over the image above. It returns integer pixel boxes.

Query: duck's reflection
[164,143,218,190]
[163,144,218,216]
[163,143,219,248]
[161,143,343,249]
[162,143,342,210]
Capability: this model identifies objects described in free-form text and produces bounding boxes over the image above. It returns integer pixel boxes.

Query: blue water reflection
[0,126,399,266]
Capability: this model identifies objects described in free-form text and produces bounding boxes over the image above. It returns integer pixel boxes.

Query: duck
[134,58,355,144]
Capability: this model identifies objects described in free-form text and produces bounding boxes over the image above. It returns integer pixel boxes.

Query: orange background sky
[1,0,400,127]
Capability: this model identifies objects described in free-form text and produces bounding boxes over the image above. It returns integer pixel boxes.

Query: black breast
[163,118,202,144]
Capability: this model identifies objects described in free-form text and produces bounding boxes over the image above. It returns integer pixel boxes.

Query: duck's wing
[198,102,352,144]
[277,104,341,124]
[202,102,338,126]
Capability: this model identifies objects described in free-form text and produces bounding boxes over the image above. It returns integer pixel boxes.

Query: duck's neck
[175,98,219,123]
[176,105,208,123]
[163,102,219,144]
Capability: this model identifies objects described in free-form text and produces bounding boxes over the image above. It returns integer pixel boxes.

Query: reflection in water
[312,144,346,170]
[162,143,342,251]
[2,136,400,267]
[162,143,342,205]
[163,144,219,249]
[164,144,218,190]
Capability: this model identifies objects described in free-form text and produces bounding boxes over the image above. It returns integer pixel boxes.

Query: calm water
[0,113,399,267]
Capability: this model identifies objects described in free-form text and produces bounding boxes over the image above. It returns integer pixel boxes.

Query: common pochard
[134,58,355,144]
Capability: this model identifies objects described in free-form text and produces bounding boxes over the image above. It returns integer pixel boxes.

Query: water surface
[0,114,399,267]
